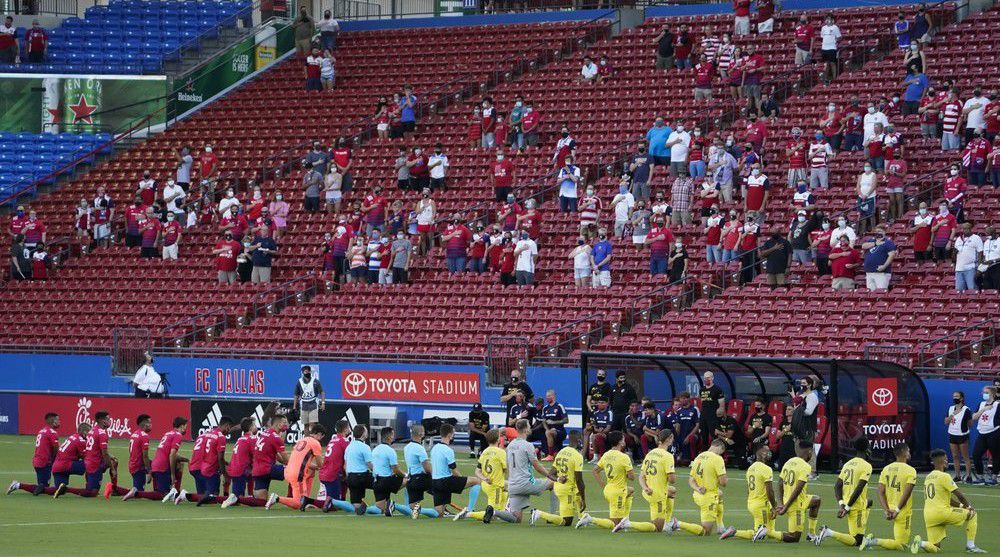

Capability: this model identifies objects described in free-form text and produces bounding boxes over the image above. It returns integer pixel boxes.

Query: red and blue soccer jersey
[189,432,209,473]
[226,433,255,478]
[319,435,350,482]
[200,428,228,476]
[128,429,151,475]
[84,427,109,474]
[151,431,184,473]
[251,428,286,477]
[32,426,59,468]
[52,434,87,473]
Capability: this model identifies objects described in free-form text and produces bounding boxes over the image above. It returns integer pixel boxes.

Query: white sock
[967,541,975,549]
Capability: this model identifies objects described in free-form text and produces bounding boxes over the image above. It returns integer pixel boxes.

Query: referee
[343,424,374,515]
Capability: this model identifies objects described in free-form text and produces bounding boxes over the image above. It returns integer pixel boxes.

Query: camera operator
[789,375,821,479]
[132,351,166,398]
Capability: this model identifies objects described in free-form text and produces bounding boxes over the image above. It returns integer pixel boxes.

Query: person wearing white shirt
[610,182,635,238]
[218,188,240,215]
[820,15,842,80]
[962,89,991,141]
[862,105,889,142]
[513,232,538,286]
[569,239,592,286]
[0,17,18,64]
[428,144,449,191]
[665,126,691,177]
[162,179,186,219]
[557,159,582,213]
[829,218,857,246]
[132,352,165,398]
[317,10,340,51]
[982,226,1000,290]
[971,386,1000,483]
[953,222,983,292]
[580,56,598,82]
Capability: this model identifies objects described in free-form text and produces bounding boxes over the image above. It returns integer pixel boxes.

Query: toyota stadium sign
[866,377,899,417]
[340,370,480,403]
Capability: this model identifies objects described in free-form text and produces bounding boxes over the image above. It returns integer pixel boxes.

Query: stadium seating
[1,0,251,75]
[0,132,113,202]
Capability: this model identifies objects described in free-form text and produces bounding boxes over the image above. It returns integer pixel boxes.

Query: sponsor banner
[341,370,480,403]
[0,392,18,434]
[866,377,898,417]
[17,394,190,439]
[0,75,167,133]
[189,399,369,443]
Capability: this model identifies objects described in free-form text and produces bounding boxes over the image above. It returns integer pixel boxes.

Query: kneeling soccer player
[721,444,782,541]
[666,439,730,536]
[431,423,482,518]
[815,438,873,547]
[774,440,822,543]
[7,412,61,496]
[861,443,917,551]
[576,430,633,530]
[398,424,439,519]
[464,428,515,523]
[614,428,678,533]
[266,424,325,510]
[912,448,984,554]
[50,423,91,498]
[531,429,586,526]
[370,426,406,516]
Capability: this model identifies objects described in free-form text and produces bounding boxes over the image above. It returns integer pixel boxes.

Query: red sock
[133,491,166,501]
[64,487,96,497]
[110,486,129,497]
[17,483,38,493]
[184,493,202,502]
[237,496,265,507]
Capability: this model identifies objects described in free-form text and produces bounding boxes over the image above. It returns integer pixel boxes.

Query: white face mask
[822,222,830,230]
[497,155,504,161]
[414,149,421,155]
[797,216,806,223]
[828,105,836,112]
[677,126,685,132]
[864,167,873,173]
[205,147,212,153]
[868,107,876,114]
[515,101,522,107]
[939,206,949,214]
[226,191,234,198]
[951,169,959,176]
[751,169,761,176]
[918,208,927,215]
[838,220,846,228]
[276,195,283,201]
[675,242,683,248]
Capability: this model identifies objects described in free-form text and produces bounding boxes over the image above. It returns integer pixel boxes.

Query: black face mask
[597,376,605,382]
[303,374,311,380]
[561,132,569,138]
[953,398,962,405]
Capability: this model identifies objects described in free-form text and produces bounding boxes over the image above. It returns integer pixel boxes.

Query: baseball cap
[472,403,483,411]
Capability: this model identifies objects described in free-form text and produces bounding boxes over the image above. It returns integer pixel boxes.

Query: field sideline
[0,435,997,557]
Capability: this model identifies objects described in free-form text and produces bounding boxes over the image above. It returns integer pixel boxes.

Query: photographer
[132,352,165,398]
[789,375,821,479]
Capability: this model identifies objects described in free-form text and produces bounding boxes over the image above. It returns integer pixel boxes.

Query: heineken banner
[171,20,294,118]
[0,74,168,134]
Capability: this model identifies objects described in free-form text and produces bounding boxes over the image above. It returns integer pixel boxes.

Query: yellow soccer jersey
[553,446,584,495]
[879,461,917,514]
[779,456,812,506]
[839,457,873,503]
[746,460,774,507]
[597,449,632,492]
[641,448,675,497]
[478,445,507,487]
[691,450,726,493]
[923,470,958,513]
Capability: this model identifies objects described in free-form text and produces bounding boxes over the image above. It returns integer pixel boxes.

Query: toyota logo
[343,373,367,398]
[871,387,894,407]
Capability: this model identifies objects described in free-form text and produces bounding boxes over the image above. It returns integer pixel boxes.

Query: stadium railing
[249,271,319,319]
[916,319,997,369]
[160,0,259,72]
[160,308,231,347]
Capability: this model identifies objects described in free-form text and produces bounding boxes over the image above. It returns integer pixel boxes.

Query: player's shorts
[131,471,147,491]
[190,470,206,494]
[252,464,285,491]
[346,472,374,505]
[949,434,970,445]
[35,465,52,487]
[925,507,971,545]
[748,502,775,530]
[52,460,85,487]
[891,511,913,544]
[643,493,674,522]
[286,476,314,500]
[508,478,551,513]
[847,506,870,537]
[431,475,467,507]
[230,475,250,497]
[554,487,580,518]
[203,472,221,495]
[85,467,107,490]
[405,472,429,503]
[373,475,404,502]
[786,498,810,533]
[151,471,172,493]
[482,484,509,511]
[320,479,342,501]
[693,490,722,524]
[604,485,633,520]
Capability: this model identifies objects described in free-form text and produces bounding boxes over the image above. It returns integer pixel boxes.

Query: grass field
[0,435,997,557]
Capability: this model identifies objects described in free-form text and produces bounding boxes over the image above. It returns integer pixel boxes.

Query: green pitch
[0,435,997,557]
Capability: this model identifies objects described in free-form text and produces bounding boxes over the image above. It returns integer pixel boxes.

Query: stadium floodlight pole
[830,360,841,468]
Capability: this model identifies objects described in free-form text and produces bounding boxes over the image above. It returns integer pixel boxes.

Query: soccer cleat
[452,506,470,521]
[816,526,833,546]
[53,483,67,499]
[264,493,279,510]
[384,502,394,517]
[121,488,137,502]
[410,503,420,520]
[575,513,594,529]
[102,483,114,499]
[613,518,632,533]
[529,509,540,526]
[161,487,178,503]
[299,496,309,512]
[752,525,769,542]
[356,503,367,516]
[860,535,876,551]
[221,493,239,509]
[483,505,494,524]
[174,489,188,505]
[806,534,817,544]
[719,526,737,540]
[6,481,19,495]
[986,475,998,486]
[970,476,986,485]
[666,517,680,533]
[910,536,922,554]
[966,546,987,554]
[469,453,476,459]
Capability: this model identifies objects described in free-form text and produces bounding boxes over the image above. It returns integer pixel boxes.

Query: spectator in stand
[347,235,366,283]
[984,88,1000,143]
[497,193,521,234]
[302,161,322,213]
[893,9,911,50]
[491,147,515,202]
[742,113,768,154]
[900,67,928,117]
[653,24,675,70]
[910,201,933,263]
[24,20,46,63]
[819,101,845,152]
[760,91,780,120]
[556,155,581,213]
[160,212,182,261]
[742,45,765,114]
[123,195,145,248]
[29,243,47,280]
[74,199,90,246]
[162,179,185,223]
[374,96,391,140]
[943,163,967,222]
[428,143,449,191]
[175,146,193,193]
[249,233,277,284]
[788,210,816,265]
[480,97,496,147]
[517,198,542,242]
[579,187,601,239]
[405,145,429,192]
[819,14,841,81]
[553,126,577,168]
[645,117,672,182]
[964,129,991,187]
[697,180,718,224]
[808,130,834,189]
[861,226,896,290]
[720,210,741,263]
[361,186,386,236]
[628,142,652,202]
[330,225,351,282]
[570,238,592,286]
[732,0,751,36]
[983,227,1000,290]
[440,215,469,274]
[693,53,714,100]
[931,200,958,262]
[320,50,335,90]
[954,222,983,292]
[245,185,265,221]
[390,230,411,284]
[756,0,775,34]
[137,170,156,206]
[365,232,384,284]
[809,216,833,275]
[990,138,1000,188]
[665,122,691,178]
[644,219,673,276]
[10,234,30,280]
[217,186,240,217]
[579,56,598,84]
[828,235,860,290]
[704,208,723,265]
[331,137,352,193]
[414,188,435,255]
[918,85,942,139]
[669,169,693,226]
[513,231,538,286]
[782,127,808,189]
[856,162,878,236]
[293,7,314,56]
[689,126,707,178]
[630,201,652,249]
[497,234,515,286]
[884,157,908,221]
[393,146,411,191]
[863,102,890,144]
[304,48,322,91]
[317,10,339,51]
[760,228,792,288]
[650,190,671,221]
[672,23,693,70]
[138,213,159,258]
[793,14,815,66]
[590,229,612,288]
[0,16,17,64]
[708,142,737,203]
[398,84,417,135]
[911,4,933,44]
[737,214,760,284]
[508,95,525,150]
[595,54,614,84]
[727,46,744,102]
[744,166,768,220]
[521,100,540,147]
[197,145,218,195]
[668,239,688,282]
[610,180,635,239]
[716,33,735,79]
[324,165,343,214]
[941,89,964,150]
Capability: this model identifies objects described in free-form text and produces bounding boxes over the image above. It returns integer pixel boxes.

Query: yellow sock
[877,539,905,550]
[717,502,725,525]
[921,542,941,553]
[808,516,818,536]
[536,511,564,526]
[830,530,858,546]
[678,521,705,535]
[734,529,755,540]
[630,521,658,533]
[592,517,616,529]
[767,529,784,541]
[967,512,978,544]
[467,511,484,520]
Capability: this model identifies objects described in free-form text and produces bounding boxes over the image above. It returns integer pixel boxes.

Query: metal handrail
[533,312,606,358]
[250,271,318,317]
[627,277,686,329]
[916,318,996,368]
[160,1,258,70]
[159,307,230,347]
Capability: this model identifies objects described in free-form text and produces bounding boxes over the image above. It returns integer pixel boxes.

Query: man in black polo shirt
[586,369,613,411]
[467,403,490,458]
[714,413,746,467]
[610,372,638,432]
[10,234,31,280]
[744,398,773,452]
[653,24,675,70]
[500,369,533,416]
[699,371,725,448]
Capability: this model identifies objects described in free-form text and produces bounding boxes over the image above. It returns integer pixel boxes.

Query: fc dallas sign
[340,370,480,403]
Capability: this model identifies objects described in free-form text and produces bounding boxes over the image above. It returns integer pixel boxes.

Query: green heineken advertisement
[171,19,294,117]
[0,74,168,134]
